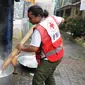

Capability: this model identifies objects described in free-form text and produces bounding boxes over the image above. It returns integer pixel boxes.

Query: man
[17,5,65,85]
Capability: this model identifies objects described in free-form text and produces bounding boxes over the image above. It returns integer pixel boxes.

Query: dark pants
[32,58,62,85]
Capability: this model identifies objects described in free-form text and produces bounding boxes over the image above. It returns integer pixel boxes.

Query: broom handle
[2,25,36,71]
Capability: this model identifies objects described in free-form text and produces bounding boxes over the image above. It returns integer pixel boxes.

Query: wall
[35,0,55,15]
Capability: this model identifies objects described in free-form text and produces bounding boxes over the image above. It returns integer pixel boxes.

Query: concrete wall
[35,0,55,15]
[13,1,31,41]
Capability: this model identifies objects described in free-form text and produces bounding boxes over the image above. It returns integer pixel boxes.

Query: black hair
[43,10,49,18]
[28,5,49,18]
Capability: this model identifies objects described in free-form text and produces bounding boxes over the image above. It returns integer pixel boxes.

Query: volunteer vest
[35,16,64,62]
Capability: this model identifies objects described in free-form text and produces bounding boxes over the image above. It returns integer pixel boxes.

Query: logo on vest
[53,32,59,40]
[48,21,56,31]
[47,20,58,32]
[47,20,60,42]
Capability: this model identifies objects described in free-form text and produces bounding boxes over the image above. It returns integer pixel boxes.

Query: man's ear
[37,16,41,19]
[37,16,42,21]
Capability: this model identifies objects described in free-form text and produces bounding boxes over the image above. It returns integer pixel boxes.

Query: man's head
[27,5,49,24]
[27,5,43,24]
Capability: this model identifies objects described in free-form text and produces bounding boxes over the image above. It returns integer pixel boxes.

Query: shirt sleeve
[53,16,63,25]
[30,29,41,47]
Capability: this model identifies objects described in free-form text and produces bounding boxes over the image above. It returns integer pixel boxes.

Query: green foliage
[59,23,66,30]
[59,16,85,38]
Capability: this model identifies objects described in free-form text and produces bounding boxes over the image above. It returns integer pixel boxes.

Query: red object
[34,16,64,63]
[49,22,54,28]
[36,54,41,65]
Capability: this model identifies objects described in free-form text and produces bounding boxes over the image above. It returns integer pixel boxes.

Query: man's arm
[17,44,39,52]
[17,29,41,52]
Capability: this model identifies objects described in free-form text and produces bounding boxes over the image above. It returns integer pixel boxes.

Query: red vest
[35,16,64,62]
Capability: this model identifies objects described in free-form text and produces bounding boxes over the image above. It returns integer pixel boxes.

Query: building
[56,0,85,18]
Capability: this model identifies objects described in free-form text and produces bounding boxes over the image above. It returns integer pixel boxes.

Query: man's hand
[16,43,24,51]
[62,18,65,23]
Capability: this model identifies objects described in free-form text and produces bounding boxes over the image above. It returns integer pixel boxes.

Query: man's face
[28,12,40,24]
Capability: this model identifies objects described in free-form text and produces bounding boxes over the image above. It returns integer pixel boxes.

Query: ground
[13,33,85,85]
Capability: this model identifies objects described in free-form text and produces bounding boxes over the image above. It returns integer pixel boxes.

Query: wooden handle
[2,25,36,71]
